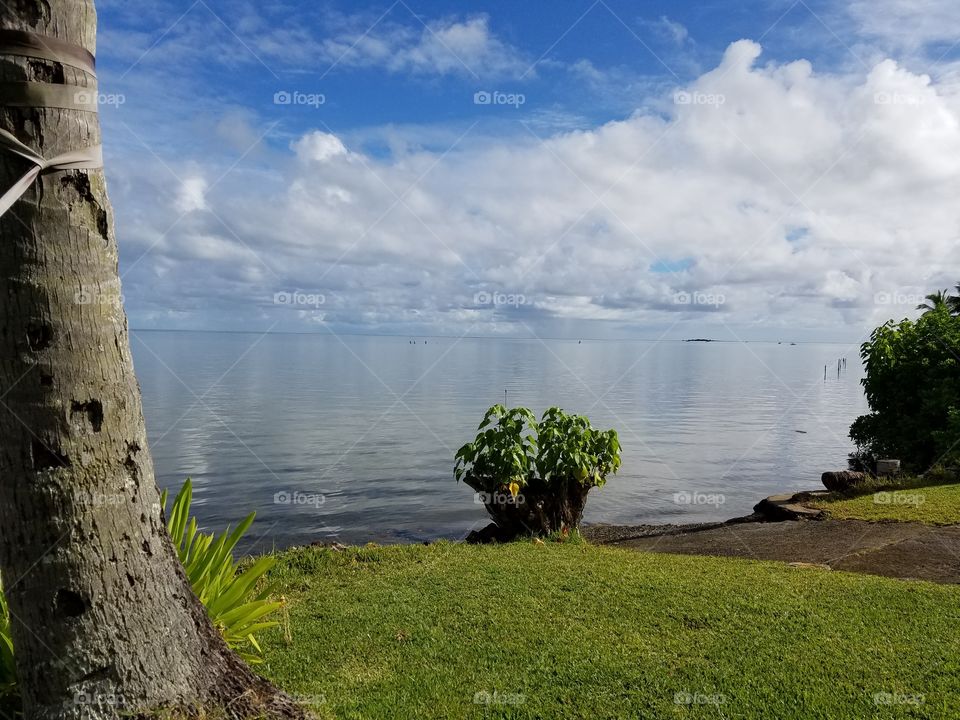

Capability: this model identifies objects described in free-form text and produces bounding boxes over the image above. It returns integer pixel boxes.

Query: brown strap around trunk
[0,29,96,76]
[0,31,104,219]
[0,82,99,112]
[0,128,103,218]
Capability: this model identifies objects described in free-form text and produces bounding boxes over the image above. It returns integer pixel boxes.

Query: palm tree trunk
[0,2,306,717]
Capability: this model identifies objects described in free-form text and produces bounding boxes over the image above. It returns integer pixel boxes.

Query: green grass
[259,541,960,719]
[812,483,960,525]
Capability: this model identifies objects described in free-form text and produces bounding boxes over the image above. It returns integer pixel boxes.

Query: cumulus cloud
[114,40,960,338]
[294,133,349,163]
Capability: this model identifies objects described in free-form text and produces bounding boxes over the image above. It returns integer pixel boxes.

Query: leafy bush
[455,405,621,538]
[162,479,281,664]
[851,305,960,472]
[0,480,282,711]
[0,577,17,716]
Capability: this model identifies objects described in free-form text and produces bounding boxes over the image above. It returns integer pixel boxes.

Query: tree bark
[0,2,307,718]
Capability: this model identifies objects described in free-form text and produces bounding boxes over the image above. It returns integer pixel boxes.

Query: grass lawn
[259,541,960,719]
[811,483,960,525]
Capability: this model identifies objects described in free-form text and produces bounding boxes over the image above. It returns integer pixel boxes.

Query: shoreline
[302,484,960,584]
[305,489,826,551]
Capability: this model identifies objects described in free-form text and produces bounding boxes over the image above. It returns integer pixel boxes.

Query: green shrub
[0,577,17,716]
[162,479,282,664]
[455,405,621,538]
[851,305,960,472]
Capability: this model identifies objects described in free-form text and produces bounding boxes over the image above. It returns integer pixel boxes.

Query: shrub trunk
[470,477,591,539]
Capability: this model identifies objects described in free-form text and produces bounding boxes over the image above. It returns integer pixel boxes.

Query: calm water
[131,331,868,550]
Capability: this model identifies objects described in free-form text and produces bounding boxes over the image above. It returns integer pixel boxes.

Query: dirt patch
[584,518,960,584]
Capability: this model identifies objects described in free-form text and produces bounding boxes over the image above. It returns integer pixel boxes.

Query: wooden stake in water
[504,389,508,407]
[824,365,827,382]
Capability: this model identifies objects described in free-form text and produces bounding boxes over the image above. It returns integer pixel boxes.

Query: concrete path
[585,519,960,584]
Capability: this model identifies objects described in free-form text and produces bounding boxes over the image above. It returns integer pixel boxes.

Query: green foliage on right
[851,305,960,471]
[916,284,960,315]
[162,479,282,664]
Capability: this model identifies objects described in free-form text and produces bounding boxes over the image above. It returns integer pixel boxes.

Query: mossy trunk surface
[0,2,307,718]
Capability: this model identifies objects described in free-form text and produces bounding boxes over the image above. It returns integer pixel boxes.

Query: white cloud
[641,15,690,46]
[175,177,208,213]
[294,132,349,163]
[115,41,960,338]
[848,0,960,51]
[319,16,529,78]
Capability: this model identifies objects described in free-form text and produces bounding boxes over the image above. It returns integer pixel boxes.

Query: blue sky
[91,0,960,340]
[97,0,869,143]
